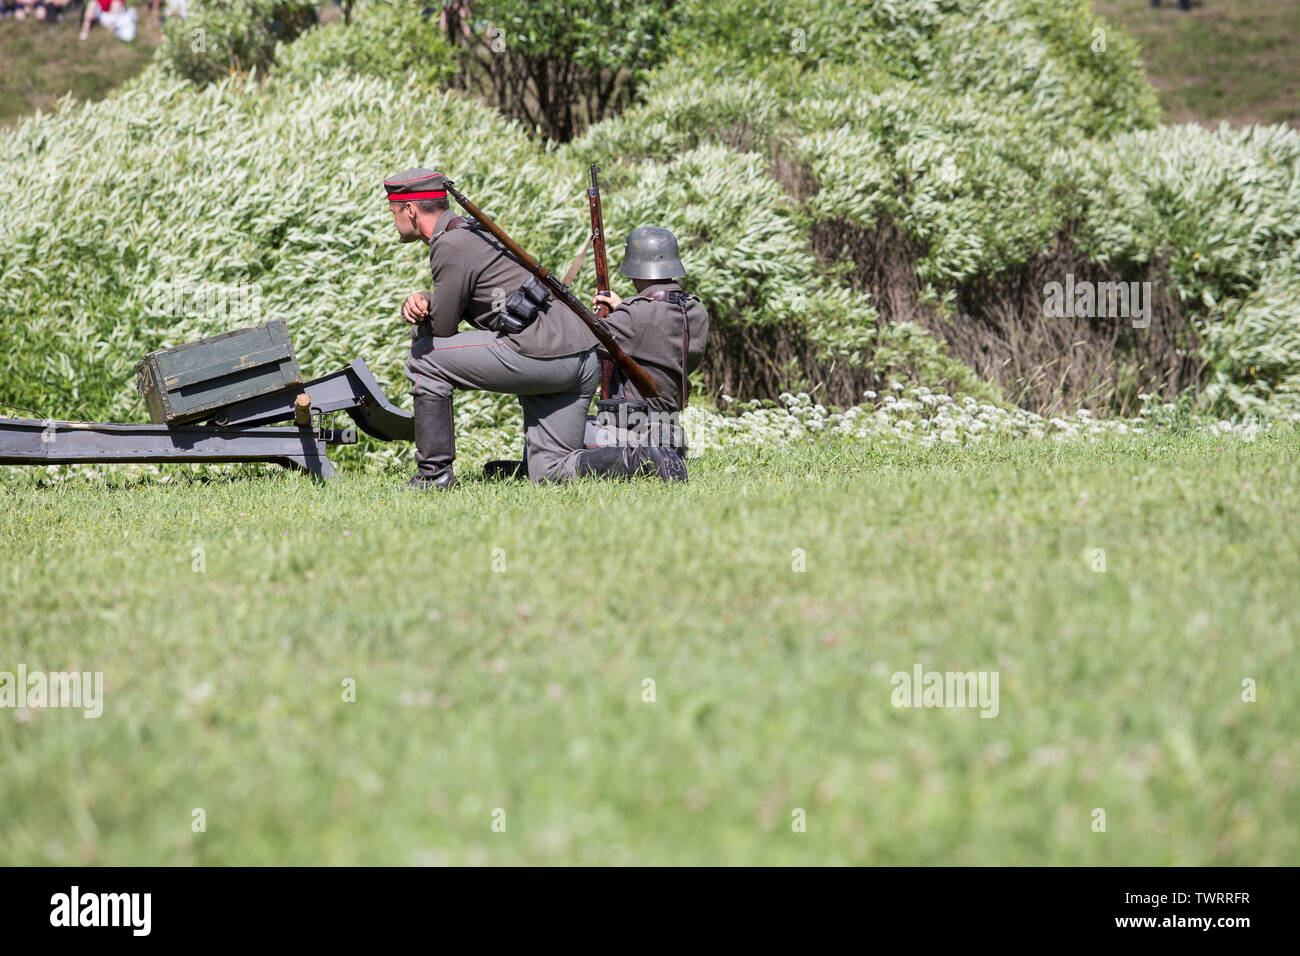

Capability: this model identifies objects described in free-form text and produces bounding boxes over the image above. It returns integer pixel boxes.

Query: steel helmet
[618,226,685,280]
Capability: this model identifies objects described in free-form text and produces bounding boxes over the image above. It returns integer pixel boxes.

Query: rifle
[442,178,660,399]
[588,164,616,400]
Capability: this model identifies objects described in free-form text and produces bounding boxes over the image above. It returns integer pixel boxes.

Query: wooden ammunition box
[136,319,303,425]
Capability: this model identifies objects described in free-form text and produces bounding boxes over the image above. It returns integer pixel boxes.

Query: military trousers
[405,327,599,482]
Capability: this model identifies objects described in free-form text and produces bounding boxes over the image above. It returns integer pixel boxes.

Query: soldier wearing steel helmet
[571,225,710,481]
[483,225,710,482]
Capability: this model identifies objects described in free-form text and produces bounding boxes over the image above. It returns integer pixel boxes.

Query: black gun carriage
[0,320,413,481]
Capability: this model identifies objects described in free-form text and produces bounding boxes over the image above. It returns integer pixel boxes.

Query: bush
[445,0,678,142]
[159,0,319,85]
[0,68,552,427]
[5,0,1299,433]
[274,0,456,90]
[671,0,1160,136]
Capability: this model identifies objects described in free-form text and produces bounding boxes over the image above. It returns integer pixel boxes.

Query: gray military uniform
[420,213,595,358]
[600,279,709,412]
[405,211,599,481]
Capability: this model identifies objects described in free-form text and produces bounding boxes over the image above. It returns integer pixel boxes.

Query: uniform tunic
[405,211,599,482]
[601,280,709,412]
[422,213,594,359]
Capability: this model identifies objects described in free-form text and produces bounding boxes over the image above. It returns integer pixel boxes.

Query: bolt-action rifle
[588,164,618,399]
[442,178,660,399]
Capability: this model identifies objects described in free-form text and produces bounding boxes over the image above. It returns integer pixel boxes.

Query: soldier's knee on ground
[525,448,570,483]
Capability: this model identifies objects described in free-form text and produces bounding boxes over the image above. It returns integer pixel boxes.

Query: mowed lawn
[0,429,1296,864]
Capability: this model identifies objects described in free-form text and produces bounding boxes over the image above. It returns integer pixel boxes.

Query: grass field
[2,429,1296,864]
[1093,0,1300,127]
[0,14,159,129]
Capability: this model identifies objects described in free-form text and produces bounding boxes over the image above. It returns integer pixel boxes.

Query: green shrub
[274,0,455,90]
[671,0,1159,135]
[0,68,552,427]
[4,0,1299,431]
[159,0,319,86]
[1201,264,1300,418]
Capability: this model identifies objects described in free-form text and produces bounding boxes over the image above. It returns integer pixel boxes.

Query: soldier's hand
[593,292,622,311]
[401,292,430,324]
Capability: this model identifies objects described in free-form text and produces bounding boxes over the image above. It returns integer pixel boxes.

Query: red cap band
[387,190,446,201]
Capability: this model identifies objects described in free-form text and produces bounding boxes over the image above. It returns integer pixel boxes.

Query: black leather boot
[482,459,527,480]
[644,445,688,482]
[407,395,456,490]
[574,445,687,483]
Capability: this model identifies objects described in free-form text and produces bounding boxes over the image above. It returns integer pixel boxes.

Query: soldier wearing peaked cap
[385,167,600,489]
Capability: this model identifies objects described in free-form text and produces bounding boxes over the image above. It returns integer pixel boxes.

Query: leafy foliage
[0,69,551,430]
[159,0,319,85]
[444,0,677,142]
[3,0,1299,428]
[273,0,456,90]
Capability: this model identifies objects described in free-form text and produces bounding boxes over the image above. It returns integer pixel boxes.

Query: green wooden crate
[136,319,303,425]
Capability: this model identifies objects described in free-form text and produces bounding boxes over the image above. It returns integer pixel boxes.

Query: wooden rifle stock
[589,165,611,316]
[442,179,660,399]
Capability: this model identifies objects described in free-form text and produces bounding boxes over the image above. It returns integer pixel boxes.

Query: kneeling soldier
[386,168,600,488]
[573,225,709,482]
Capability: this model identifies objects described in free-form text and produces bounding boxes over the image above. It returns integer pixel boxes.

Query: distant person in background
[159,0,185,25]
[42,0,76,21]
[12,0,48,20]
[80,0,136,39]
[440,0,472,40]
[80,0,117,36]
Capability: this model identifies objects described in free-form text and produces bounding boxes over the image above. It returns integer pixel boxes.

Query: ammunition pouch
[488,275,549,335]
[595,397,648,419]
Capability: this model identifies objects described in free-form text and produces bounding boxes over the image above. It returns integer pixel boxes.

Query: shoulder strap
[677,295,689,407]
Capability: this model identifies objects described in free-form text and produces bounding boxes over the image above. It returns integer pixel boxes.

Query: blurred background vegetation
[1093,0,1300,128]
[9,1,1296,130]
[3,0,1300,430]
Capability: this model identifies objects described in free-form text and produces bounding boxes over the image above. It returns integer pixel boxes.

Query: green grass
[0,14,159,128]
[1093,0,1300,127]
[1,429,1297,864]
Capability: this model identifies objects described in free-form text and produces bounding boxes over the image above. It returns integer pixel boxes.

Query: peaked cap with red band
[384,168,448,202]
